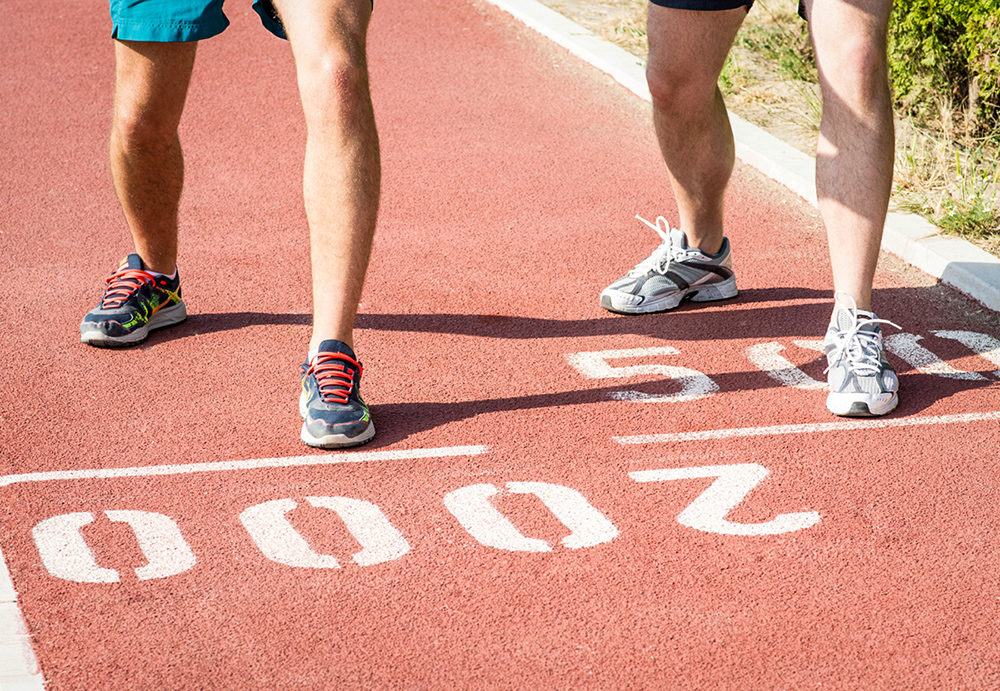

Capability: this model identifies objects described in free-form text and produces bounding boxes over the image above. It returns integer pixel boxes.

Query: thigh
[803,0,892,97]
[804,0,892,57]
[646,3,747,88]
[272,0,373,65]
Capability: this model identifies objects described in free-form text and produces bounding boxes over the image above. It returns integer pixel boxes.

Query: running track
[3,0,1000,688]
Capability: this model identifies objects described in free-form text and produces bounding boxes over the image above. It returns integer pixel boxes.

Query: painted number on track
[30,465,816,583]
[567,330,1000,400]
[629,463,820,536]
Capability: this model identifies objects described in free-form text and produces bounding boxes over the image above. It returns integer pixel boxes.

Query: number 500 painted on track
[31,463,818,583]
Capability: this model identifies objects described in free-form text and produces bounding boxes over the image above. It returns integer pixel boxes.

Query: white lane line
[1,545,44,690]
[0,446,486,687]
[0,446,490,488]
[613,411,1000,445]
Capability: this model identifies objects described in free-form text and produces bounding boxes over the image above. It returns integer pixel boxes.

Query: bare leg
[805,0,894,311]
[646,4,746,255]
[273,0,380,354]
[110,40,197,274]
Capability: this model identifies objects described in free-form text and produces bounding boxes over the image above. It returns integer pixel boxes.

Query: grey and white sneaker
[600,215,737,314]
[823,292,900,417]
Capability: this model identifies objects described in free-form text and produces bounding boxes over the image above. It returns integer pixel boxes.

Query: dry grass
[539,0,648,54]
[533,0,1000,256]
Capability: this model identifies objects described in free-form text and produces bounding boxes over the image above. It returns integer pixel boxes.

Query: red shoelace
[101,265,155,309]
[304,352,362,404]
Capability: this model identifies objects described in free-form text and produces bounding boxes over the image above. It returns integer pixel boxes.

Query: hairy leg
[110,40,197,274]
[646,4,746,254]
[805,0,894,311]
[273,0,380,353]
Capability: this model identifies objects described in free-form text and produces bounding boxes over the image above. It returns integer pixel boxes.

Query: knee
[817,36,889,110]
[112,101,180,151]
[646,63,717,118]
[297,48,371,129]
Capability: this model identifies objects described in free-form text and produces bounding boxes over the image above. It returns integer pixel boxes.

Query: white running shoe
[600,215,737,314]
[824,292,900,417]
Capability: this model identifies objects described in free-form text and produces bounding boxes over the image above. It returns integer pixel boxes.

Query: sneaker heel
[691,276,738,302]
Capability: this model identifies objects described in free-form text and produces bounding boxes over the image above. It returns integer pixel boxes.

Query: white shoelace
[628,215,687,276]
[824,292,900,376]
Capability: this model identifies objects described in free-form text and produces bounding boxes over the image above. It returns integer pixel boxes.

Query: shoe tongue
[856,311,880,332]
[835,307,878,332]
[122,254,145,271]
[668,228,688,250]
[315,339,356,360]
[834,306,855,331]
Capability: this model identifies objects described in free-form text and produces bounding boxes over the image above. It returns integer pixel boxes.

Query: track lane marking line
[0,445,490,488]
[614,411,1000,444]
[0,446,488,684]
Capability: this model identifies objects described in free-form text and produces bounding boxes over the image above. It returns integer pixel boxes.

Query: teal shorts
[109,0,287,42]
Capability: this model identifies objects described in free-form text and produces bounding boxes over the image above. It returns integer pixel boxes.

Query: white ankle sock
[148,268,177,280]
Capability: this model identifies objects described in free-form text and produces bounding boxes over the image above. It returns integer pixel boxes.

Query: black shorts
[648,0,755,10]
[648,0,807,20]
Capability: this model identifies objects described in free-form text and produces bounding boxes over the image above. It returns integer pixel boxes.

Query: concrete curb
[1,546,44,691]
[483,0,1000,313]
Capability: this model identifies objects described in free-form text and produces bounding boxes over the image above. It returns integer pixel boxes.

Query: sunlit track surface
[3,0,1000,687]
[614,410,1000,444]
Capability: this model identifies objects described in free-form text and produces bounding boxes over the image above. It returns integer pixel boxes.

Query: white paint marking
[444,484,551,552]
[104,511,196,581]
[746,341,825,390]
[933,330,1000,378]
[240,497,410,569]
[444,482,618,552]
[4,449,476,681]
[793,340,826,353]
[0,446,489,488]
[506,482,619,549]
[630,464,820,535]
[32,513,118,583]
[306,497,410,567]
[0,545,44,690]
[885,332,988,381]
[566,347,718,403]
[240,499,342,569]
[32,511,196,583]
[613,410,1000,444]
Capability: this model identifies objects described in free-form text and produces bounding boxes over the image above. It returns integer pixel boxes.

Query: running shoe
[824,292,900,417]
[600,215,737,314]
[80,254,186,347]
[300,340,375,448]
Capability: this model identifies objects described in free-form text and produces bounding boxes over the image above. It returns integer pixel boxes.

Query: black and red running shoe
[299,340,375,448]
[80,254,186,347]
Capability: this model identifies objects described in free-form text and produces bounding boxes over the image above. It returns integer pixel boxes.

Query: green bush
[889,0,1000,133]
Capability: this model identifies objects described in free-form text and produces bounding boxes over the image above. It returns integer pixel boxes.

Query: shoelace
[629,215,687,276]
[303,352,362,404]
[824,292,900,377]
[101,266,156,308]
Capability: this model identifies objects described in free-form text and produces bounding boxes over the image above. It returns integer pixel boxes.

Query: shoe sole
[299,390,376,449]
[300,420,376,449]
[80,302,187,348]
[826,391,899,417]
[600,276,738,315]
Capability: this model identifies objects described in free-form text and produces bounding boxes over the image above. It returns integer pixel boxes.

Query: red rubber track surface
[2,0,1000,688]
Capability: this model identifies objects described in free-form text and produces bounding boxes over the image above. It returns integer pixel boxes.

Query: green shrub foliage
[889,0,1000,132]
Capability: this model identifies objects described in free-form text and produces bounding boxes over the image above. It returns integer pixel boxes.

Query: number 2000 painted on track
[31,463,818,583]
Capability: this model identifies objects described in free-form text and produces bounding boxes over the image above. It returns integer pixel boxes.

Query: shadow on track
[363,372,996,446]
[139,283,999,445]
